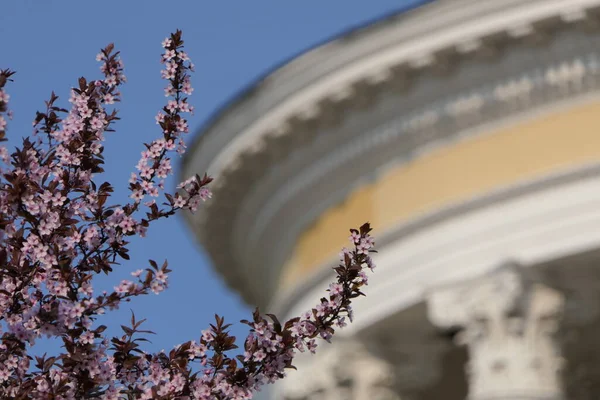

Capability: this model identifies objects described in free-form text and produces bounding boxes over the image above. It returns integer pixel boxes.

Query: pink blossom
[166,99,178,112]
[79,331,95,345]
[178,51,189,61]
[130,190,144,202]
[131,269,143,278]
[173,196,186,208]
[103,93,115,104]
[329,283,344,296]
[164,49,176,60]
[0,35,378,400]
[161,38,172,48]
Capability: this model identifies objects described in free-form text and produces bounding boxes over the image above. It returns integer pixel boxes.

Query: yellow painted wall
[279,100,600,288]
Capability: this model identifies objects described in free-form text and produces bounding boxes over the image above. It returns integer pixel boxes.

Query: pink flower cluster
[0,31,377,399]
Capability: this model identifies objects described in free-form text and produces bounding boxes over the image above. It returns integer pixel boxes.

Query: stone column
[281,339,401,400]
[427,263,565,400]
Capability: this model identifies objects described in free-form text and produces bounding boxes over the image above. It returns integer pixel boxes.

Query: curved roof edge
[180,0,600,307]
[183,0,434,173]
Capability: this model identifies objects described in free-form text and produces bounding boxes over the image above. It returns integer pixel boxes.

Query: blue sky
[1,0,423,377]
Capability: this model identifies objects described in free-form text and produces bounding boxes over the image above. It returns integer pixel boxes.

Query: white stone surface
[284,165,600,336]
[278,340,399,400]
[428,265,565,400]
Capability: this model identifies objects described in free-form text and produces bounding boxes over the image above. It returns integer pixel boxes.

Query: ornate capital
[427,263,565,400]
[281,340,400,400]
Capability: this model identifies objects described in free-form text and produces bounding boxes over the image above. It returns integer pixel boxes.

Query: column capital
[281,339,400,400]
[427,262,565,400]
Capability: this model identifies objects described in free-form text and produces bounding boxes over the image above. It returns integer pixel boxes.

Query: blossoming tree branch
[0,31,377,399]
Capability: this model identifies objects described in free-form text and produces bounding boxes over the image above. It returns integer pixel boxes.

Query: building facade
[182,1,600,398]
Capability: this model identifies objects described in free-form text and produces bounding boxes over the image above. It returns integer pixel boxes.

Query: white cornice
[244,58,600,251]
[282,165,600,336]
[186,0,600,183]
[182,0,600,307]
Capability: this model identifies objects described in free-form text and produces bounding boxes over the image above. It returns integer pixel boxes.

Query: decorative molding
[270,161,600,318]
[279,340,400,400]
[427,263,566,400]
[277,167,600,340]
[249,55,600,305]
[248,54,600,246]
[182,0,600,306]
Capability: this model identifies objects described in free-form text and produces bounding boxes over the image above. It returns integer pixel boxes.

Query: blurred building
[182,0,600,399]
